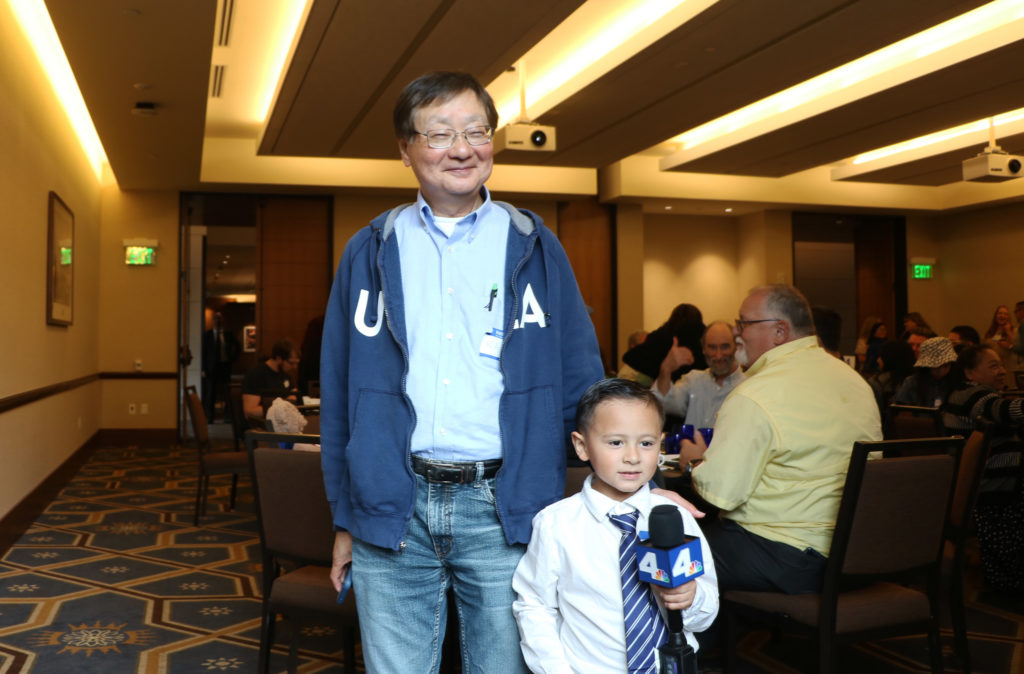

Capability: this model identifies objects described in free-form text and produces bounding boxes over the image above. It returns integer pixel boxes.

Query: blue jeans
[351,472,528,673]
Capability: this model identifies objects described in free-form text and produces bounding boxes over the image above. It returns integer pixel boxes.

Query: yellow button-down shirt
[692,336,882,555]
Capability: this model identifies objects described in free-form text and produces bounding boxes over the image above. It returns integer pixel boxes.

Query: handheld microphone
[638,505,705,588]
[641,505,700,674]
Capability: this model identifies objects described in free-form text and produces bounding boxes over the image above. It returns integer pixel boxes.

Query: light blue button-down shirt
[395,189,509,461]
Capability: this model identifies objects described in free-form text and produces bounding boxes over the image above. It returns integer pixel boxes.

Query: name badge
[479,328,503,361]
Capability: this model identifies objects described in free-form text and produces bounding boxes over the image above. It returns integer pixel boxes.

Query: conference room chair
[884,403,945,440]
[878,429,993,672]
[723,439,957,674]
[245,430,358,674]
[227,382,245,450]
[184,385,250,526]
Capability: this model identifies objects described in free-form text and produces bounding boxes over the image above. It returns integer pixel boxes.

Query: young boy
[513,378,718,673]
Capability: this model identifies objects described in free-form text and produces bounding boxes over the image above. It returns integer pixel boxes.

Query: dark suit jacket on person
[202,327,241,375]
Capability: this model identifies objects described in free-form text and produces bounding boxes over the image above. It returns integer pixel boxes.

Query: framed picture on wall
[46,191,74,326]
[243,325,257,352]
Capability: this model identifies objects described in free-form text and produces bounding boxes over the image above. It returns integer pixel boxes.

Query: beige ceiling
[42,0,1024,213]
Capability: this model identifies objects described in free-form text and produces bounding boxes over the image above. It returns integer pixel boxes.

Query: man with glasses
[319,71,604,671]
[689,285,881,594]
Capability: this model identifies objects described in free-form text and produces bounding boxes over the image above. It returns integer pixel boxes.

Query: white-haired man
[691,285,881,593]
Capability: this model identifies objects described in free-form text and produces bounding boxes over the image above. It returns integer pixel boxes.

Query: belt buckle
[426,463,459,484]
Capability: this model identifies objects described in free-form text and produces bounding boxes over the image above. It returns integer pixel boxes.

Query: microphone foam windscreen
[648,504,686,548]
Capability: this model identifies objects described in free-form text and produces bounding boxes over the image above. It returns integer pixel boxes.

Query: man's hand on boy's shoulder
[651,488,704,518]
[653,579,697,611]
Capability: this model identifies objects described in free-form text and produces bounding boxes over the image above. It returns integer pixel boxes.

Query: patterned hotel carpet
[1,439,1022,673]
[0,443,351,673]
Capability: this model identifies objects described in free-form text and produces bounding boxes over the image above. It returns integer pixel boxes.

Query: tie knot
[609,510,640,535]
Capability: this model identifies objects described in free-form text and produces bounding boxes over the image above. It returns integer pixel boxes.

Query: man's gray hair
[753,285,816,337]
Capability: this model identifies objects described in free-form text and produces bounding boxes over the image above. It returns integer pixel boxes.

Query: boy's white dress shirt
[512,476,719,673]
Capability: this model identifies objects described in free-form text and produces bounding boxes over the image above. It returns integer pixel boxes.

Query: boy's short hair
[575,378,664,433]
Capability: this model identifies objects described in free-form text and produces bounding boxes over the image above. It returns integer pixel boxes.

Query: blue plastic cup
[678,424,695,442]
[698,427,713,447]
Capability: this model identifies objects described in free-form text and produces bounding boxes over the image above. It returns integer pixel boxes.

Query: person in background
[902,311,934,339]
[654,320,745,436]
[941,344,1024,592]
[812,306,843,360]
[856,316,885,372]
[893,336,958,408]
[618,303,706,387]
[905,326,937,359]
[865,339,916,415]
[948,324,981,350]
[297,314,325,396]
[1012,301,1024,367]
[241,340,299,420]
[627,330,648,350]
[201,311,240,423]
[985,304,1018,378]
[691,285,881,595]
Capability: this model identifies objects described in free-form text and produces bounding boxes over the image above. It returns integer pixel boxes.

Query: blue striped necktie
[609,510,668,673]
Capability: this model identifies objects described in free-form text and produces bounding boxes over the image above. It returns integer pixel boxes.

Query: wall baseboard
[0,427,180,555]
[0,431,101,555]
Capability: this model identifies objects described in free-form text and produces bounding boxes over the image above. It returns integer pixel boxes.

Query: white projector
[962,151,1024,182]
[494,123,557,152]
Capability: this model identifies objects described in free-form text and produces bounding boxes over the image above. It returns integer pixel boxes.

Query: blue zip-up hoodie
[320,201,605,550]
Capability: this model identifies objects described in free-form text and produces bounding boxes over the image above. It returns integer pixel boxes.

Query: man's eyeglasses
[414,126,494,149]
[735,318,781,331]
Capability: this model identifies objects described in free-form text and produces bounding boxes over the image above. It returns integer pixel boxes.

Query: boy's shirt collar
[580,473,654,528]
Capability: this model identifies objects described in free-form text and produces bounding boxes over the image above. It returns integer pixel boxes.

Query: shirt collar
[416,187,493,241]
[745,334,820,376]
[580,473,653,523]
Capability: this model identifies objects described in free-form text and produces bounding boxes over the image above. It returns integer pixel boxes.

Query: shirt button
[440,428,447,436]
[447,287,454,295]
[446,332,453,340]
[447,246,454,252]
[442,378,450,386]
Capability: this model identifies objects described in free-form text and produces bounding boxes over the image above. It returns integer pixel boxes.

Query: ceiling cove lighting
[254,0,311,122]
[830,106,1024,180]
[660,0,1024,172]
[9,0,107,180]
[488,0,718,126]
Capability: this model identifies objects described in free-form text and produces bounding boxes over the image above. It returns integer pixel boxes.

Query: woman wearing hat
[893,336,959,408]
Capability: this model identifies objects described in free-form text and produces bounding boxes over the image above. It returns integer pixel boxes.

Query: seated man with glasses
[689,285,881,594]
[240,339,300,419]
[319,71,605,672]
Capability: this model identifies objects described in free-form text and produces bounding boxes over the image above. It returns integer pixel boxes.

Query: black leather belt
[411,456,502,484]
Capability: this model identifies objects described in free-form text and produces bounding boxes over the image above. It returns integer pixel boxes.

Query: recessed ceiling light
[724,207,733,213]
[132,83,151,91]
[664,205,672,210]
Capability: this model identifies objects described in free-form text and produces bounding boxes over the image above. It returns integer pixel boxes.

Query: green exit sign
[912,264,933,279]
[125,246,156,265]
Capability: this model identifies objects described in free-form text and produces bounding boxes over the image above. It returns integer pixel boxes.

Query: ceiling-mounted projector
[494,123,557,153]
[962,150,1024,182]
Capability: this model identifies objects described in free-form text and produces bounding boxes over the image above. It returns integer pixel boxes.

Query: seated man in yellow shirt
[691,285,881,593]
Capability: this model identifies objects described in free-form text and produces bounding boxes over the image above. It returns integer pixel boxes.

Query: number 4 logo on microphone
[637,539,705,588]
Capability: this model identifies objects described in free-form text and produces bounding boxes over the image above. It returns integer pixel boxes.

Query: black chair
[723,439,957,673]
[227,382,245,451]
[184,385,250,525]
[245,430,358,674]
[944,421,992,673]
[884,403,944,440]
